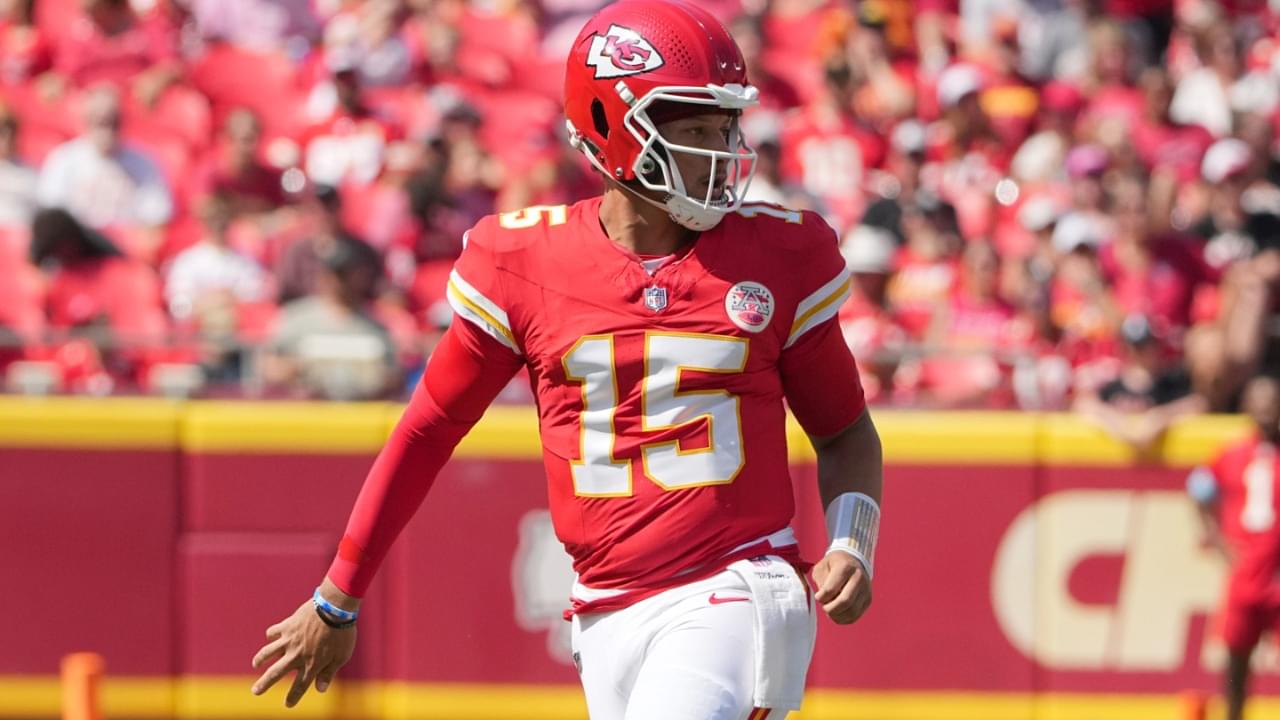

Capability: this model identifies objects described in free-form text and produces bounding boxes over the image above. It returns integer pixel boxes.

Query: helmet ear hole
[591,100,610,139]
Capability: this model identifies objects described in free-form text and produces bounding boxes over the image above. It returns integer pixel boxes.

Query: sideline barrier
[0,397,1260,719]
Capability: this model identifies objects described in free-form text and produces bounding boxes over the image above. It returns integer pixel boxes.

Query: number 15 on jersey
[563,332,748,497]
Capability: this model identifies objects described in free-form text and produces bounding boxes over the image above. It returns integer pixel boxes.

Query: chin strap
[607,175,727,232]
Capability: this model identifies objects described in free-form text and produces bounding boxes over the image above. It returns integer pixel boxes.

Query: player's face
[1243,377,1280,443]
[657,113,735,202]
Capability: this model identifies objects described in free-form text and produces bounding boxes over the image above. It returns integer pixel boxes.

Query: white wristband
[825,492,880,579]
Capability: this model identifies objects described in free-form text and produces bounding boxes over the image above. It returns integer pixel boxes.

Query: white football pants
[570,560,813,720]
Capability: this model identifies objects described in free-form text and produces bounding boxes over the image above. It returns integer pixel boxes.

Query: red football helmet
[564,0,759,231]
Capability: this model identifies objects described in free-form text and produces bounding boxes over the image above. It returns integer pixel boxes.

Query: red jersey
[446,198,865,597]
[1205,435,1280,600]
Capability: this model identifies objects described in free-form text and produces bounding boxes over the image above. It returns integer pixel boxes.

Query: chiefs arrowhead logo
[586,24,664,79]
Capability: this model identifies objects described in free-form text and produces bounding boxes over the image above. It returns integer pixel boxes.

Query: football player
[251,2,884,717]
[1189,375,1280,720]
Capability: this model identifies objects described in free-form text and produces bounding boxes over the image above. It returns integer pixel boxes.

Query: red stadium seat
[18,123,71,166]
[3,81,84,137]
[363,86,439,139]
[471,88,560,171]
[33,0,80,45]
[0,256,45,342]
[190,45,307,138]
[0,225,31,263]
[124,84,214,152]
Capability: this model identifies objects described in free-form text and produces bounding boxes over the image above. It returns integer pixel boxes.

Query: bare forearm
[813,410,883,509]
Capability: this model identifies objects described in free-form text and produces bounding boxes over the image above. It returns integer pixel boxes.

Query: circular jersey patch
[724,281,775,333]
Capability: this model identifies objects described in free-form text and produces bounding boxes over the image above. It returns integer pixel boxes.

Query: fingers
[832,579,872,625]
[265,622,283,640]
[821,563,873,625]
[286,663,316,708]
[252,637,288,670]
[251,653,296,697]
[315,663,339,694]
[820,564,860,616]
[813,559,854,605]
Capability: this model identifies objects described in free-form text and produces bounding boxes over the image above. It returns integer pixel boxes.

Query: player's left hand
[812,552,872,625]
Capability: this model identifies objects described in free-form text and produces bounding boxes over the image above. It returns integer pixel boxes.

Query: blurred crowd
[0,0,1276,435]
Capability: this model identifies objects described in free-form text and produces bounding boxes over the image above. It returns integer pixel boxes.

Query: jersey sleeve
[447,222,523,357]
[326,303,523,597]
[784,214,853,349]
[780,213,865,436]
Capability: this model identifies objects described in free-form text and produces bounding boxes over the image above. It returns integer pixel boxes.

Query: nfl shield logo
[644,286,668,312]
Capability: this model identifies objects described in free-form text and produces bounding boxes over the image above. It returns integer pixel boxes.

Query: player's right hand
[250,599,357,707]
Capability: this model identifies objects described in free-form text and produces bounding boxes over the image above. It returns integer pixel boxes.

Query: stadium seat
[16,122,70,167]
[471,88,559,171]
[123,84,214,152]
[0,256,44,341]
[190,45,307,139]
[0,225,31,264]
[363,86,439,139]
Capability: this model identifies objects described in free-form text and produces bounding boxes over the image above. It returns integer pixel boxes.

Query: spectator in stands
[195,109,288,216]
[1100,174,1216,331]
[1055,144,1115,250]
[0,105,38,228]
[1187,136,1269,269]
[887,192,962,338]
[433,101,502,235]
[862,119,928,244]
[264,236,398,400]
[1079,22,1143,146]
[1130,66,1214,183]
[729,14,801,110]
[187,0,321,54]
[1015,0,1089,82]
[741,131,823,213]
[915,241,1026,408]
[839,223,907,404]
[1188,246,1280,412]
[1075,313,1206,450]
[165,192,270,326]
[165,193,271,381]
[1170,23,1240,138]
[780,55,885,231]
[36,85,173,239]
[0,0,51,85]
[931,63,1007,239]
[51,0,181,103]
[302,59,401,187]
[1011,81,1083,184]
[843,5,914,125]
[276,183,364,303]
[319,0,411,88]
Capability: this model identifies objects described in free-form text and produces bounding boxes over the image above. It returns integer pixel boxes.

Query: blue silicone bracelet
[312,587,359,624]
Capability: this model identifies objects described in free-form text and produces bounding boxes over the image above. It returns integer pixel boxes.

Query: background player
[250,2,883,718]
[1189,375,1280,720]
